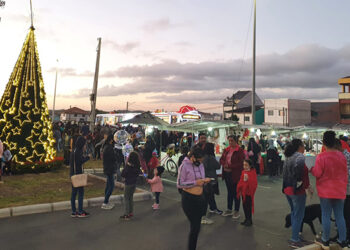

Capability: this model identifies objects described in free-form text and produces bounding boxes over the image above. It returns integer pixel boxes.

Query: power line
[237,0,254,82]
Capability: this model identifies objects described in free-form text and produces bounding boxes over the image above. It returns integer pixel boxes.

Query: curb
[297,244,321,250]
[0,179,152,219]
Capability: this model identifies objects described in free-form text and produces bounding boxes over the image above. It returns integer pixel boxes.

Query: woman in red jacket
[310,132,348,249]
[220,135,245,219]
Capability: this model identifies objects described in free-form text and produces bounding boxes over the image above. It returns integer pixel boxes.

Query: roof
[63,107,90,115]
[168,120,238,132]
[338,76,350,85]
[233,91,250,101]
[120,111,170,129]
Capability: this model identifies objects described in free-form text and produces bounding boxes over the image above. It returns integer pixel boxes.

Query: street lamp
[251,0,257,125]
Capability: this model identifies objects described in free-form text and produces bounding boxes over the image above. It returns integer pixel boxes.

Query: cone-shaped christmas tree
[0,26,56,165]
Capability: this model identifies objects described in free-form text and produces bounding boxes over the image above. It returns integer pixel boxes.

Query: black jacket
[70,136,90,176]
[202,155,220,179]
[103,143,117,175]
[121,163,141,185]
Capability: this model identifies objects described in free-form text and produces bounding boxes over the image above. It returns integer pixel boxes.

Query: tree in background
[0,26,56,166]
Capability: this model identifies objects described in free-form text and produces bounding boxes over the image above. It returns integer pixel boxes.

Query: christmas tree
[0,26,56,166]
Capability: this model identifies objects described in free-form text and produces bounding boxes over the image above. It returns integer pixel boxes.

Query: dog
[285,204,322,236]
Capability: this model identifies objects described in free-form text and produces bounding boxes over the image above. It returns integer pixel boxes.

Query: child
[147,151,159,179]
[237,159,258,226]
[147,166,164,210]
[120,151,142,220]
[241,145,249,160]
[2,145,12,176]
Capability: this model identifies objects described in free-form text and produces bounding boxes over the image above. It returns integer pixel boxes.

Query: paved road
[0,175,328,250]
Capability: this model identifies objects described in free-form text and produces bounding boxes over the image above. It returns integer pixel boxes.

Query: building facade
[264,99,311,127]
[223,90,264,125]
[338,76,350,124]
[60,107,90,123]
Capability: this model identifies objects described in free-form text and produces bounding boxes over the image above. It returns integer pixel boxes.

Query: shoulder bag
[71,150,88,187]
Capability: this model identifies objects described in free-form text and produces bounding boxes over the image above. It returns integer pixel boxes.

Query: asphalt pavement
[0,174,329,250]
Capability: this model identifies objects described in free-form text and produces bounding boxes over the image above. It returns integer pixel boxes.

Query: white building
[60,107,90,123]
[264,99,311,127]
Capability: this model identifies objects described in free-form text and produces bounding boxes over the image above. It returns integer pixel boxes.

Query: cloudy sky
[0,0,350,113]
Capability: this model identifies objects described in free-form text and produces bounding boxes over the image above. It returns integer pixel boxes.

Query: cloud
[63,44,350,102]
[47,67,94,78]
[142,17,181,33]
[174,41,193,47]
[103,40,140,53]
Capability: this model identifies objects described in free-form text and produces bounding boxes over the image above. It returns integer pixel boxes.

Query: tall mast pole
[30,0,34,28]
[90,38,102,131]
[251,0,256,125]
[52,59,58,122]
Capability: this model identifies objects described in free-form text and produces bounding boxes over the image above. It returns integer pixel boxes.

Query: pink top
[147,176,164,193]
[311,151,348,199]
[225,146,237,166]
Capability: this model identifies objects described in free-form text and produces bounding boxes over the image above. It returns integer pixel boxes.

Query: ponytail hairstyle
[284,139,303,157]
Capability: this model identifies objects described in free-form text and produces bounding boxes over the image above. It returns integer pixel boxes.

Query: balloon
[114,130,129,145]
[123,143,133,157]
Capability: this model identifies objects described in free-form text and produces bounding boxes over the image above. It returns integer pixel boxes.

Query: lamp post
[251,0,257,125]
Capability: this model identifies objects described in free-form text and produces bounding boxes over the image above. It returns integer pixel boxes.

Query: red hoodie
[237,169,258,214]
[311,151,348,199]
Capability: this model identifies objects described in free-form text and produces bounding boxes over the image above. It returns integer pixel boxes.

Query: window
[279,110,284,116]
[74,114,77,117]
[268,110,274,116]
[244,116,250,122]
[82,115,85,117]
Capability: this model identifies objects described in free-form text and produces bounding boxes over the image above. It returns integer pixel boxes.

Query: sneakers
[77,211,90,218]
[209,208,223,215]
[101,203,115,210]
[336,241,349,249]
[120,214,131,220]
[152,204,160,210]
[71,212,78,218]
[315,238,330,250]
[222,210,233,217]
[232,211,240,219]
[240,219,252,227]
[201,217,214,225]
[288,240,309,249]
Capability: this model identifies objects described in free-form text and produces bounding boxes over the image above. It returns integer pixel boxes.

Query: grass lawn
[84,159,103,169]
[0,167,122,209]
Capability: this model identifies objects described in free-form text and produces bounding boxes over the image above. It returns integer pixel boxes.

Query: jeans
[71,186,84,213]
[286,194,306,242]
[155,192,160,204]
[223,172,240,211]
[124,185,136,215]
[181,191,207,250]
[243,195,252,221]
[320,198,346,242]
[104,174,115,204]
[345,195,350,241]
[344,195,350,241]
[207,188,218,211]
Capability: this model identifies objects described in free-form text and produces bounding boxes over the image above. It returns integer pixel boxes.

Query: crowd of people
[0,120,345,250]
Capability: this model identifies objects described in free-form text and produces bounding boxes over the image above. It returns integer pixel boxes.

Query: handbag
[71,150,88,188]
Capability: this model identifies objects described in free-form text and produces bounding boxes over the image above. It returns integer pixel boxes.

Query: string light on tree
[0,2,56,166]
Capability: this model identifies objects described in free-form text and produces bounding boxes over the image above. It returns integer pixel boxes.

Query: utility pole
[90,38,102,131]
[126,101,128,111]
[251,0,257,125]
[52,59,58,122]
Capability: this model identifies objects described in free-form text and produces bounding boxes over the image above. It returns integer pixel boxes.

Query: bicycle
[160,144,178,177]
